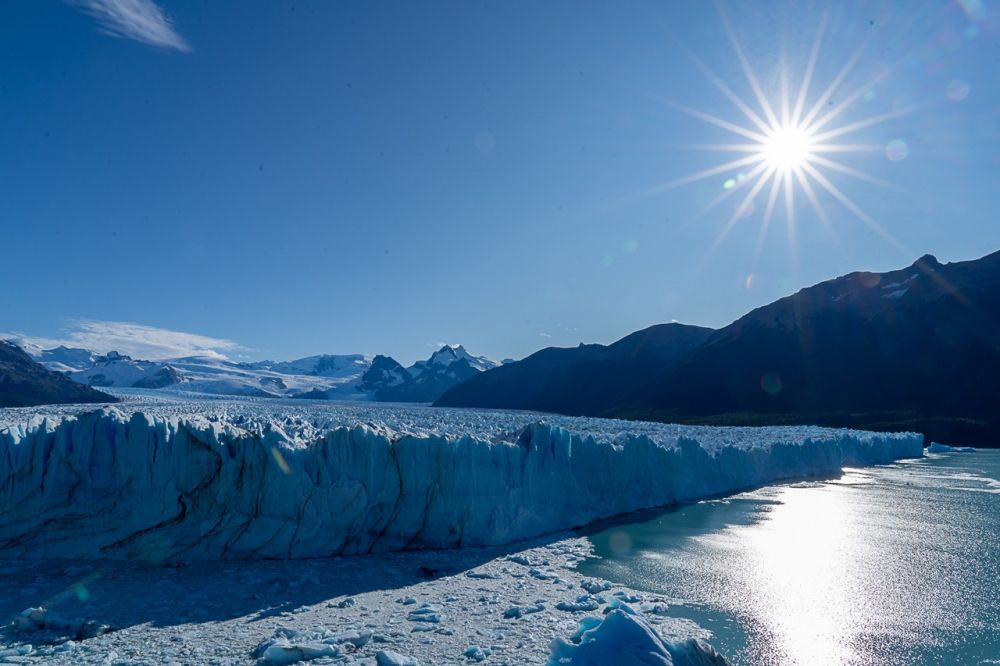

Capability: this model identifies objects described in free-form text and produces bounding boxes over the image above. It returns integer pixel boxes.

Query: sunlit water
[576,450,1000,665]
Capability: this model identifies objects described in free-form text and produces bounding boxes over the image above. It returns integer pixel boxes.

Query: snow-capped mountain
[289,346,502,403]
[246,354,371,379]
[358,355,410,393]
[410,345,499,376]
[375,345,502,403]
[20,343,499,404]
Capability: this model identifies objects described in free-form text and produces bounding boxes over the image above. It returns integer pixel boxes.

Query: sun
[761,125,815,171]
[654,8,914,259]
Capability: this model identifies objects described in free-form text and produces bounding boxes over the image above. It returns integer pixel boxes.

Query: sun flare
[658,9,914,258]
[761,125,815,171]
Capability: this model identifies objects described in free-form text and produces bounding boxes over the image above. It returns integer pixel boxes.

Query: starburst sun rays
[662,9,914,258]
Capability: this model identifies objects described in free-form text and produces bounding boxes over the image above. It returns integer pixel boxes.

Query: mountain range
[434,323,713,415]
[6,341,500,405]
[5,250,999,446]
[438,250,1000,446]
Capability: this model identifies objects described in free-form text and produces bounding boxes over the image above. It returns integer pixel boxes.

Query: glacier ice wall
[0,403,923,560]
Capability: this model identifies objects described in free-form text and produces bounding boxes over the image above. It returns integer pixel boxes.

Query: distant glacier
[10,339,501,403]
[0,396,923,561]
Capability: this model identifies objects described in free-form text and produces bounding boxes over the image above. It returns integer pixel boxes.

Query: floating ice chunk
[928,442,976,453]
[259,639,340,665]
[0,645,34,659]
[668,638,732,666]
[465,570,500,580]
[376,650,421,666]
[557,595,602,612]
[581,579,613,594]
[504,602,545,619]
[255,626,372,663]
[546,610,730,666]
[604,597,638,615]
[530,567,559,581]
[11,607,114,642]
[464,645,492,661]
[407,603,443,623]
[505,554,535,566]
[328,629,372,648]
[641,602,671,616]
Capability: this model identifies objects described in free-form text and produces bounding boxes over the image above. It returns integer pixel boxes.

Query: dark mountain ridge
[439,250,1000,447]
[610,251,1000,445]
[0,341,118,408]
[434,323,714,414]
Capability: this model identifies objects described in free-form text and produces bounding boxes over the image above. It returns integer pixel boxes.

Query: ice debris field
[0,394,923,561]
[0,395,924,664]
[0,536,730,665]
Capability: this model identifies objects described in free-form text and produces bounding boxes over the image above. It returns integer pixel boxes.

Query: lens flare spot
[74,584,90,601]
[474,131,496,155]
[601,255,614,266]
[723,177,737,190]
[957,0,987,20]
[608,530,633,557]
[270,446,291,474]
[761,372,783,395]
[624,239,639,253]
[858,272,881,288]
[884,140,909,162]
[745,273,755,289]
[946,79,970,102]
[735,201,755,220]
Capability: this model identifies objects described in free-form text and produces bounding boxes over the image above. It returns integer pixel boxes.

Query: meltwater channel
[576,449,1000,665]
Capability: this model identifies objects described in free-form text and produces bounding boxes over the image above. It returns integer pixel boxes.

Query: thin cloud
[1,320,240,361]
[71,0,191,52]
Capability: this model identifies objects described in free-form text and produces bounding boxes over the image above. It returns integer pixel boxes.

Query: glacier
[0,395,923,561]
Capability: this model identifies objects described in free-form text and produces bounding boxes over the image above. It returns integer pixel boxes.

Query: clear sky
[1,1,997,364]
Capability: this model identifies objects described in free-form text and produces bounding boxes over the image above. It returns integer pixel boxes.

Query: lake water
[576,450,1000,665]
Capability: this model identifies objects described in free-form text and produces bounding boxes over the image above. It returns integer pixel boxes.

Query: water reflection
[577,453,1000,665]
[719,484,853,663]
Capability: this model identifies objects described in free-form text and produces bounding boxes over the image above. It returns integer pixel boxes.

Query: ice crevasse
[0,402,923,560]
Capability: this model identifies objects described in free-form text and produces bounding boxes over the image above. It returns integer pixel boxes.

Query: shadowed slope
[611,251,1000,445]
[0,341,117,408]
[435,323,713,414]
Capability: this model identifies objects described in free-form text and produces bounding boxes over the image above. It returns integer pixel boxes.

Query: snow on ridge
[0,397,923,561]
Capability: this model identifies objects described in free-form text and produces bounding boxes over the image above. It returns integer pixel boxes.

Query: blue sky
[1,1,997,364]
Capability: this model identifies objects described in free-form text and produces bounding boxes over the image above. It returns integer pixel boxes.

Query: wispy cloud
[71,0,191,52]
[1,320,240,360]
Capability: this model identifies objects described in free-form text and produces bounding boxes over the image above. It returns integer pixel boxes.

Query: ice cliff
[0,398,923,560]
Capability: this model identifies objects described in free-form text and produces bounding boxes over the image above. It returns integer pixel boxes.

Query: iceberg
[927,442,976,453]
[0,397,923,561]
[546,610,729,665]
